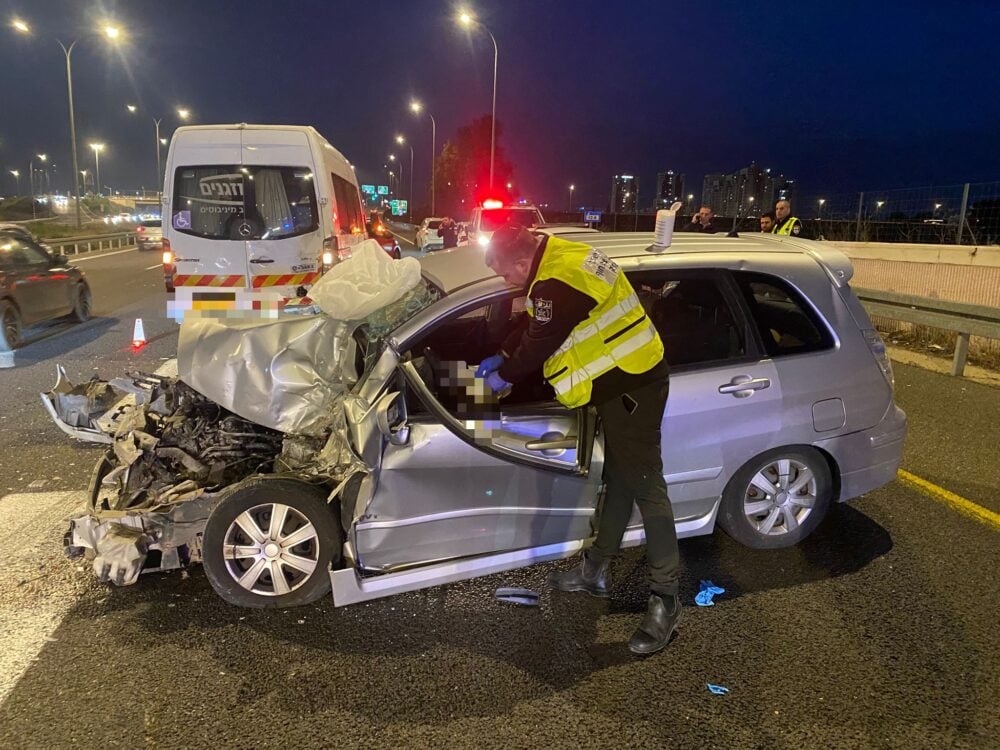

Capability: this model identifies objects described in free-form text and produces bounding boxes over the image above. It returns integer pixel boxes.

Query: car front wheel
[202,478,343,608]
[717,447,832,549]
[0,300,21,351]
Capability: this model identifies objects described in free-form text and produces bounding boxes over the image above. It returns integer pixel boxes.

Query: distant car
[466,201,545,247]
[367,219,401,259]
[0,228,91,350]
[110,212,134,226]
[135,219,163,251]
[415,217,445,252]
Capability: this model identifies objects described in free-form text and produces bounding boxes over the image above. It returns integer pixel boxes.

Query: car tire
[202,477,343,608]
[0,300,21,351]
[69,283,92,323]
[717,446,832,550]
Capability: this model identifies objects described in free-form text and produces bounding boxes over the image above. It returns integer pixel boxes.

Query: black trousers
[589,376,680,596]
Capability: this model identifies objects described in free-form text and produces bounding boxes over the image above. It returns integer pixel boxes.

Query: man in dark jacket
[437,217,459,249]
[681,205,718,233]
[476,225,681,655]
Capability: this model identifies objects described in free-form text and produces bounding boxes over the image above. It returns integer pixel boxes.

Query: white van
[162,124,367,317]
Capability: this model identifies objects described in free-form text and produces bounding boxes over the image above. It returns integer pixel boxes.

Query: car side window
[627,270,746,369]
[734,272,834,356]
[0,237,46,267]
[17,237,51,264]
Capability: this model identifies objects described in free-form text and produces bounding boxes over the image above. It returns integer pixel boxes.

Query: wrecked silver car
[44,234,906,609]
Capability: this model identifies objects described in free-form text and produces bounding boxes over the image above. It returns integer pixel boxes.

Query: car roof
[418,231,854,294]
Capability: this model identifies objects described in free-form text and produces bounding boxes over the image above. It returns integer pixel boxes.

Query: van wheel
[202,478,343,608]
[717,447,832,549]
[0,301,21,351]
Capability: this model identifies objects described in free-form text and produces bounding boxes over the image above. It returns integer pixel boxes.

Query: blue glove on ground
[485,370,512,395]
[695,579,726,606]
[475,354,504,378]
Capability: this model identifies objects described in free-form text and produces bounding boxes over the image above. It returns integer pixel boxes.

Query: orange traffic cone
[132,318,146,350]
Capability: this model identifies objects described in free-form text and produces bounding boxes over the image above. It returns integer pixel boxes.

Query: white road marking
[68,247,136,263]
[145,263,162,271]
[0,490,88,705]
[0,358,178,707]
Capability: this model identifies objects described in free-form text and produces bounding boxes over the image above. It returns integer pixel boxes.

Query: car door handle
[249,258,274,264]
[718,376,771,396]
[524,437,577,450]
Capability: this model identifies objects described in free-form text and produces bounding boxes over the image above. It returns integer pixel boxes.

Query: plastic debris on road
[695,579,726,606]
[707,684,730,695]
[494,587,540,606]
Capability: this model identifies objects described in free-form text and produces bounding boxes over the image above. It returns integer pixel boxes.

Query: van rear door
[169,132,249,295]
[241,129,323,303]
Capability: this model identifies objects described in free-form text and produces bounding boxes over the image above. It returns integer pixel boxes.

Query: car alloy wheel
[202,478,342,608]
[718,447,832,549]
[0,301,21,350]
[742,457,817,536]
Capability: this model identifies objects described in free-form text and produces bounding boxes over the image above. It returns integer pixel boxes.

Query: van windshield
[171,165,319,240]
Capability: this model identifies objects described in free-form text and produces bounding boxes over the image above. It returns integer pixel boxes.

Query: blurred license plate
[192,292,236,311]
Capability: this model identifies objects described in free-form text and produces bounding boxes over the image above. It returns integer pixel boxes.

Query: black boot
[546,551,609,597]
[628,592,681,655]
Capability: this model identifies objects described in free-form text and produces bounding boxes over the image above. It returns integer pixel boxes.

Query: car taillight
[137,226,145,234]
[162,238,173,266]
[322,236,339,270]
[862,328,894,389]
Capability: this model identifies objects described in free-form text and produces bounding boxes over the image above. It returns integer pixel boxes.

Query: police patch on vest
[581,249,619,284]
[792,223,801,235]
[534,298,553,324]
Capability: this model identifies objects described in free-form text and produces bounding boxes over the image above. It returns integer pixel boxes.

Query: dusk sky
[2,0,999,213]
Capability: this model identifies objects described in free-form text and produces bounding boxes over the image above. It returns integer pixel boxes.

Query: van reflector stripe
[172,275,246,287]
[251,272,321,288]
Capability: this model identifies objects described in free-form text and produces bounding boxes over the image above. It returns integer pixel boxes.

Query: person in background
[476,225,681,656]
[771,200,803,236]
[437,217,459,249]
[681,205,718,234]
[760,211,776,233]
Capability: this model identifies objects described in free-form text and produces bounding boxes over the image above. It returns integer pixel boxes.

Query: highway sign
[584,211,602,222]
[361,184,376,195]
[377,185,389,195]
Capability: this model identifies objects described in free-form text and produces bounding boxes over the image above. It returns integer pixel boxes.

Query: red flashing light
[482,198,504,209]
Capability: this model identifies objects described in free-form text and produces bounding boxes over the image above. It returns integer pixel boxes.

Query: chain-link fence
[554,180,1000,245]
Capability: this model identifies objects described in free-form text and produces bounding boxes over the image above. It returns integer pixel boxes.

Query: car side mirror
[51,254,70,267]
[375,390,410,446]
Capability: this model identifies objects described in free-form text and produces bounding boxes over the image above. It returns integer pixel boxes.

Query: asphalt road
[0,249,997,748]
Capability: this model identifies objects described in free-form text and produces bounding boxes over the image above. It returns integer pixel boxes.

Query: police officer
[476,224,681,655]
[771,199,803,236]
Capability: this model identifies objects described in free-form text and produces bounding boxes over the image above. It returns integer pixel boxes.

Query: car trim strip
[356,505,594,531]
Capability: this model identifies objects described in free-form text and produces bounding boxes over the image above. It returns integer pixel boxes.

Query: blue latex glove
[695,579,726,607]
[707,684,730,695]
[475,354,505,378]
[485,370,512,396]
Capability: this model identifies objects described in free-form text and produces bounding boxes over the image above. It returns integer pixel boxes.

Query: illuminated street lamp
[9,17,124,227]
[818,198,826,220]
[29,154,47,217]
[395,134,414,217]
[388,153,403,204]
[457,9,499,190]
[89,143,105,197]
[8,169,20,194]
[568,183,575,210]
[410,100,437,214]
[128,104,189,198]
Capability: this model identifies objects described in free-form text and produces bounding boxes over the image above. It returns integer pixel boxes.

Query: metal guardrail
[48,232,136,256]
[855,287,1000,376]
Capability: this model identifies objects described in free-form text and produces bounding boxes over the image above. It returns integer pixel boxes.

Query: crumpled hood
[177,313,349,437]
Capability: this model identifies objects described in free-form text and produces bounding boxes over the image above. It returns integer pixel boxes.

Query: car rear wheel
[0,301,21,351]
[717,446,832,549]
[69,283,92,323]
[202,478,342,608]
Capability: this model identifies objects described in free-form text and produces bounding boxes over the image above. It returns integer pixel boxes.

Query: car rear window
[480,208,542,231]
[171,165,318,241]
[140,220,162,228]
[734,272,834,356]
[428,221,442,229]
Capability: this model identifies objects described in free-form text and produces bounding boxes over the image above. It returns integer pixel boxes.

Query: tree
[433,115,515,218]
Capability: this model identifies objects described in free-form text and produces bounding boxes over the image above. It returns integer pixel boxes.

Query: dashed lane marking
[898,469,1000,531]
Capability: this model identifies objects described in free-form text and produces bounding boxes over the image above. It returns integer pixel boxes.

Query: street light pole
[59,40,83,227]
[9,170,20,195]
[409,102,436,215]
[90,143,104,198]
[459,12,499,191]
[568,184,575,211]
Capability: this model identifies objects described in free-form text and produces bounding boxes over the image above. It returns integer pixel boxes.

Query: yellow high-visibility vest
[771,216,801,235]
[527,237,664,408]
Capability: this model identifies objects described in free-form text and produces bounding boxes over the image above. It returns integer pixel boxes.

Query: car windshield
[171,165,319,240]
[480,208,542,231]
[354,276,442,376]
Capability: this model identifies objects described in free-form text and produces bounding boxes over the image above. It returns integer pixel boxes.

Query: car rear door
[242,129,323,299]
[627,269,783,527]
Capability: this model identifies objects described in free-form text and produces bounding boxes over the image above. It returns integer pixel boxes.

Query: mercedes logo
[238,223,252,238]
